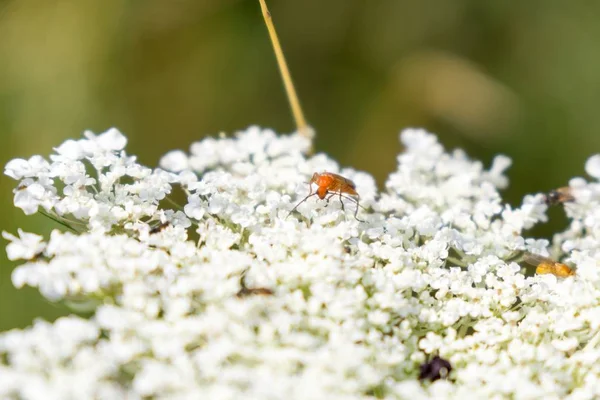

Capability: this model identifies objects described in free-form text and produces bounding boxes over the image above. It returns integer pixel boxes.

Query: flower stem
[165,196,183,211]
[39,210,78,233]
[583,329,600,352]
[258,0,312,141]
[446,256,468,267]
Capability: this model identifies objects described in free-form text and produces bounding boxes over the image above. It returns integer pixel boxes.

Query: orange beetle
[288,172,365,221]
[523,253,575,277]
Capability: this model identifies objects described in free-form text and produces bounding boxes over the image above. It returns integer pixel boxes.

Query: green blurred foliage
[1,0,600,331]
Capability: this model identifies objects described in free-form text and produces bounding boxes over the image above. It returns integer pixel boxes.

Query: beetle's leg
[338,192,346,212]
[337,194,365,222]
[324,192,336,207]
[307,182,314,197]
[352,197,365,222]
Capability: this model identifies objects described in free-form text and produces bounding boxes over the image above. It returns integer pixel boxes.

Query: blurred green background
[2,0,600,331]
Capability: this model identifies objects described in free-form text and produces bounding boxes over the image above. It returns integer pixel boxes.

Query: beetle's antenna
[258,0,312,140]
[287,193,318,219]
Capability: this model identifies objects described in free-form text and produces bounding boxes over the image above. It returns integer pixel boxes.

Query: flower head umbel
[3,126,600,399]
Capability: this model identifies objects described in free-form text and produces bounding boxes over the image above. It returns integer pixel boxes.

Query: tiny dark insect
[287,172,366,221]
[149,222,170,234]
[236,287,274,298]
[418,355,452,382]
[544,187,574,206]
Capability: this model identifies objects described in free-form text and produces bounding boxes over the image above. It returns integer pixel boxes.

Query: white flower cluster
[2,126,600,399]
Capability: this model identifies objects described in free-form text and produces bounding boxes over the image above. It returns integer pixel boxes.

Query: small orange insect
[544,187,574,206]
[288,172,365,221]
[523,253,575,277]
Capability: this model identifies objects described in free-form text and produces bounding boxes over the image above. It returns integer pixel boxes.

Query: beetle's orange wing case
[326,173,356,188]
[523,253,575,277]
[322,172,358,196]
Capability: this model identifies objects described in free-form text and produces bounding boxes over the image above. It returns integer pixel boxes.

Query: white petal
[160,150,189,172]
[55,140,84,160]
[97,128,127,151]
[4,158,29,179]
[585,154,600,179]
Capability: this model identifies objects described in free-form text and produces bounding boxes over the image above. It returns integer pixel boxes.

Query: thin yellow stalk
[258,0,312,139]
